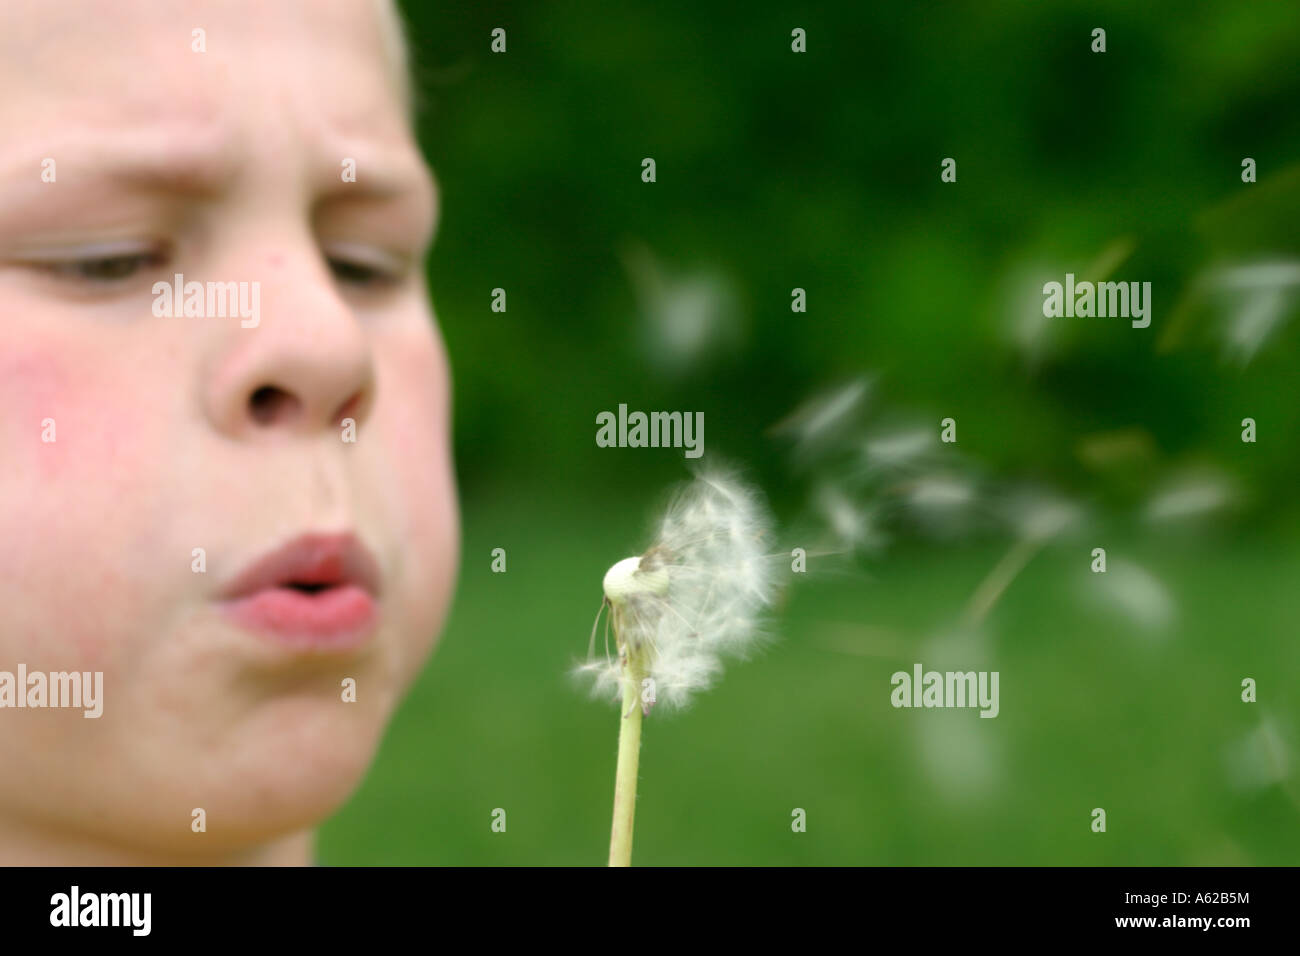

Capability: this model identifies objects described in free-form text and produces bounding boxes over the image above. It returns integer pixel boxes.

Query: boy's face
[0,0,458,861]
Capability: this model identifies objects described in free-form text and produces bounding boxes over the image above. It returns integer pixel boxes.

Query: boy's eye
[328,257,398,287]
[22,244,408,289]
[40,250,168,284]
[323,243,410,290]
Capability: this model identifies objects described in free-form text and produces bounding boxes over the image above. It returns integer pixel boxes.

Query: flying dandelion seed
[1143,469,1238,525]
[998,486,1083,544]
[907,475,975,511]
[1223,717,1292,792]
[998,261,1072,369]
[813,481,887,555]
[1204,260,1300,365]
[769,377,874,466]
[915,711,1004,804]
[1082,557,1176,635]
[620,240,743,374]
[861,425,937,474]
[575,467,782,866]
[899,473,980,538]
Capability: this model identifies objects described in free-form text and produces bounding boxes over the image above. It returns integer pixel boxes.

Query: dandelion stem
[962,536,1042,629]
[608,662,644,867]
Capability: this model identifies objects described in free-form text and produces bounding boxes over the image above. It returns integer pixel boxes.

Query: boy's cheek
[1,349,78,485]
[0,343,165,484]
[0,345,176,664]
[372,326,460,672]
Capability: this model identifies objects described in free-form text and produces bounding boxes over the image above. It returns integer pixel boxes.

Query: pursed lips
[217,532,381,650]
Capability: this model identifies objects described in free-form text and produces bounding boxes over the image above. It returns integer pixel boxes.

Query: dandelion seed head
[579,468,781,711]
[603,555,669,602]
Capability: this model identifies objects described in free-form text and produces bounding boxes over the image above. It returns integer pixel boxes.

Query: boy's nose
[203,248,375,439]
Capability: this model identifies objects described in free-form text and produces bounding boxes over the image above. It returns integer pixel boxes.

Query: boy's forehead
[0,0,408,132]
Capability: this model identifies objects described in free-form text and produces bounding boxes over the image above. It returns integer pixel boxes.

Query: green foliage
[316,1,1300,864]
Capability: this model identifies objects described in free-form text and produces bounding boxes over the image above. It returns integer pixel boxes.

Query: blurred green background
[319,0,1300,864]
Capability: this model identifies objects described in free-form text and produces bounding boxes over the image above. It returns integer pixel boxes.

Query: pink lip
[218,533,381,651]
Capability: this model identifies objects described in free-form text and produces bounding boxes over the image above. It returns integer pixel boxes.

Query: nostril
[334,392,365,427]
[249,385,300,425]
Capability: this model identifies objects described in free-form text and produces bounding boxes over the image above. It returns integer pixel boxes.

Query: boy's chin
[106,740,380,862]
[194,720,387,846]
[67,709,389,862]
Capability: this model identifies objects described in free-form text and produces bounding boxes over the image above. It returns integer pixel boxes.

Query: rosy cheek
[0,350,75,484]
[0,348,154,666]
[0,344,157,486]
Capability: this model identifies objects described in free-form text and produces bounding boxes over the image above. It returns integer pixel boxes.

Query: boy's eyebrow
[0,130,434,204]
[0,131,242,198]
[315,149,437,204]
